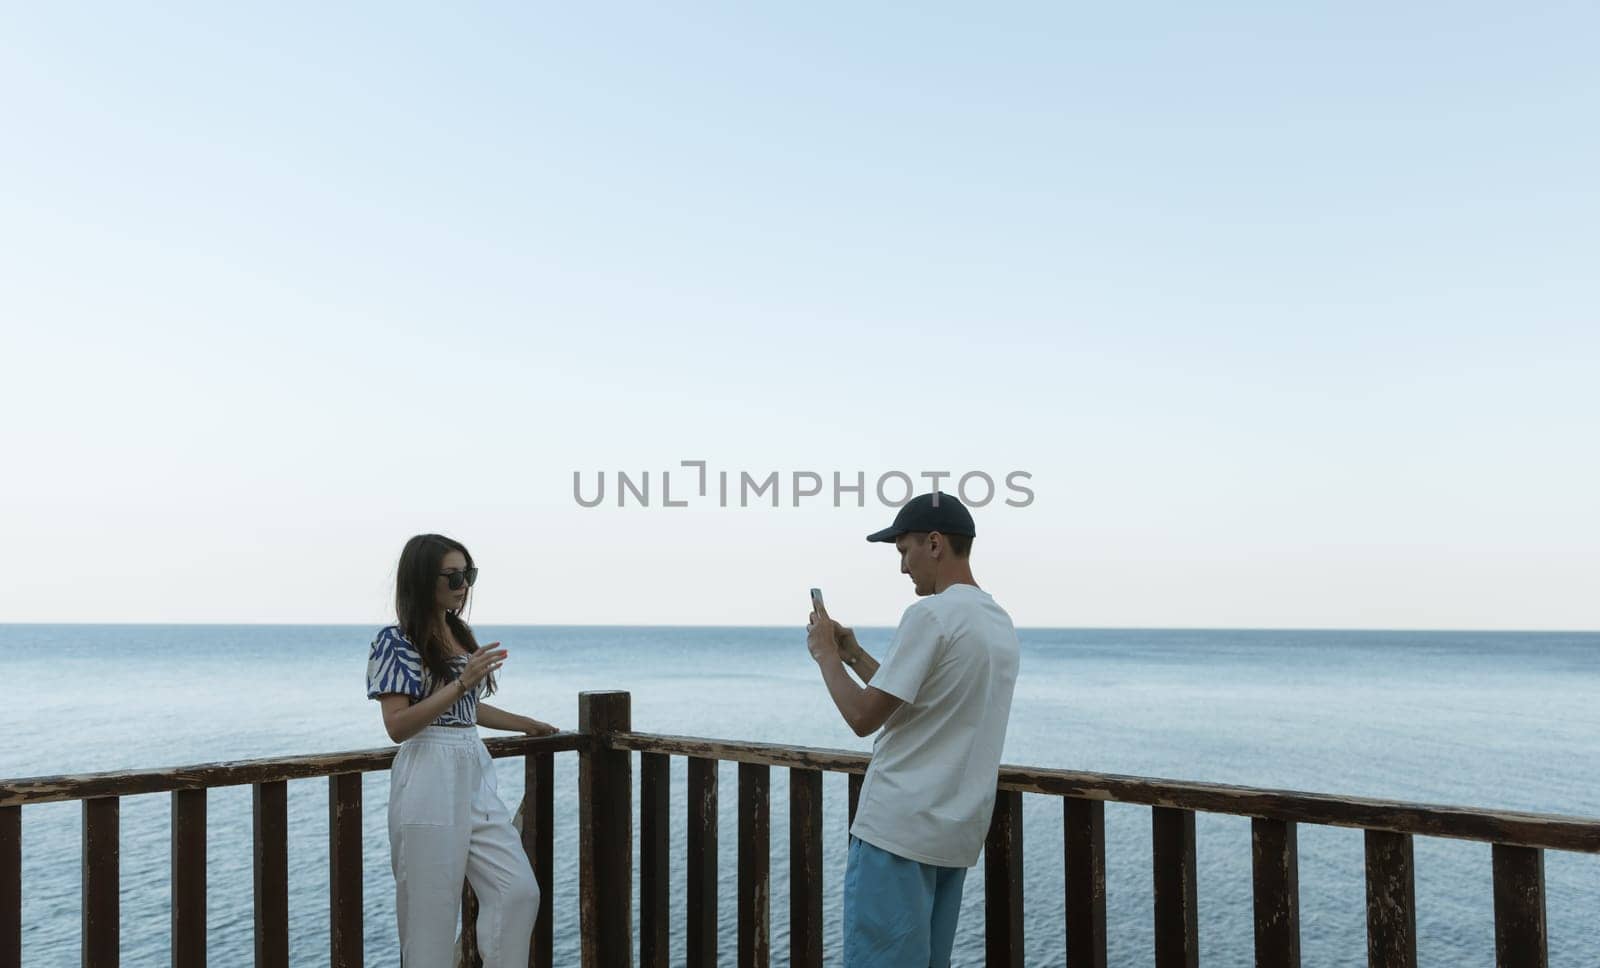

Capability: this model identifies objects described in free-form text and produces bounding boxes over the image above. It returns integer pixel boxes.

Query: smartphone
[810,587,824,611]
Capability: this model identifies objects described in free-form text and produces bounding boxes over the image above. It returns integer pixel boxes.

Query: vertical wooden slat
[578,691,632,968]
[687,757,718,968]
[1493,844,1547,968]
[171,789,206,968]
[789,769,823,968]
[253,781,289,968]
[847,772,862,829]
[460,881,483,968]
[1,805,18,968]
[738,763,770,968]
[1251,818,1299,968]
[984,789,1023,968]
[1364,830,1416,968]
[83,796,119,968]
[524,752,554,968]
[1063,798,1106,968]
[640,752,671,968]
[1152,806,1198,968]
[328,773,362,968]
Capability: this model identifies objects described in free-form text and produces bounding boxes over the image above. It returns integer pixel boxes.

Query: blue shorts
[843,835,968,968]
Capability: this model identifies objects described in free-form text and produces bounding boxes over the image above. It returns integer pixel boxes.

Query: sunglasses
[439,567,479,590]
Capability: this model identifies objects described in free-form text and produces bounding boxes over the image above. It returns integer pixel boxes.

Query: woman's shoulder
[371,624,418,653]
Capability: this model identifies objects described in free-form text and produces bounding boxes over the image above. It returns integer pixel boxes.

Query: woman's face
[436,550,471,612]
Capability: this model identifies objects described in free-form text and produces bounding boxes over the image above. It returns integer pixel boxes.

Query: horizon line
[1,621,1595,635]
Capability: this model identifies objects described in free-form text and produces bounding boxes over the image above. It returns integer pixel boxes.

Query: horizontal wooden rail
[0,733,586,806]
[2,698,1592,968]
[610,731,1600,853]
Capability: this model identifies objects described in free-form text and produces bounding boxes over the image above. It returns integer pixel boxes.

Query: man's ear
[928,530,943,559]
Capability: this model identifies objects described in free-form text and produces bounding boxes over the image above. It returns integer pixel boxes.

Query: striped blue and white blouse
[365,625,480,727]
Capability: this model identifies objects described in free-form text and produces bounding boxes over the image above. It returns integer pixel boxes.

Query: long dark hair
[394,533,495,696]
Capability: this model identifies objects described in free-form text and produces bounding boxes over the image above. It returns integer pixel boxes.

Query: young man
[806,491,1021,967]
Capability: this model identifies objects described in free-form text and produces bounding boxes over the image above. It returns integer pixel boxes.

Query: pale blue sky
[2,3,1595,627]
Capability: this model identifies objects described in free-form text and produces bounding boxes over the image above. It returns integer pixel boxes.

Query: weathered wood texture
[1492,844,1547,968]
[328,773,362,968]
[1252,818,1300,968]
[640,752,671,968]
[2,805,19,968]
[985,790,1024,968]
[253,781,290,968]
[4,694,1600,968]
[1364,830,1416,968]
[789,768,824,968]
[525,752,554,968]
[1064,797,1107,968]
[579,692,632,968]
[82,797,118,968]
[687,756,718,968]
[610,732,1600,852]
[738,764,770,968]
[1152,806,1198,968]
[1,734,585,807]
[847,772,862,830]
[171,788,206,968]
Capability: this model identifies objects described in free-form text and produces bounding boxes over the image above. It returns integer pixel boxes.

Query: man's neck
[933,571,979,594]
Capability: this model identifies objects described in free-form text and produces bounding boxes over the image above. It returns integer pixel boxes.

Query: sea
[3,625,1598,967]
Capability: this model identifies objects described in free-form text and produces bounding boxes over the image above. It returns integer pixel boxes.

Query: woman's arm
[377,643,509,743]
[478,702,559,735]
[378,685,464,743]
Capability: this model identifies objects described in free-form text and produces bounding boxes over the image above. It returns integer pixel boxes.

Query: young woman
[366,533,558,967]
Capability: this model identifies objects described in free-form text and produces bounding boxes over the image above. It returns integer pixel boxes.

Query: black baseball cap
[866,491,976,543]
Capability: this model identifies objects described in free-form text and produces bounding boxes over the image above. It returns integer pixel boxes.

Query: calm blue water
[3,625,1598,966]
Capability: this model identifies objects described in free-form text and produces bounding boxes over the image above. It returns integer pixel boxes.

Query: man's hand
[831,620,880,680]
[806,600,840,664]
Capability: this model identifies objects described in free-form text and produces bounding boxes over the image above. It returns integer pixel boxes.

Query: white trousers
[388,724,540,967]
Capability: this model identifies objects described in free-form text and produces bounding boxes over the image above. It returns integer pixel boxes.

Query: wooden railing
[3,689,1598,967]
[0,731,583,968]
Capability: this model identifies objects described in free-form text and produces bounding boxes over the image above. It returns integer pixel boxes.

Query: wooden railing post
[1152,806,1198,968]
[525,752,555,968]
[253,781,289,968]
[985,789,1023,967]
[83,796,119,968]
[1364,830,1416,968]
[460,882,483,966]
[2,805,18,968]
[579,691,632,968]
[171,788,206,968]
[1251,818,1300,968]
[1493,845,1547,968]
[738,764,770,968]
[1063,797,1107,968]
[328,773,362,968]
[789,768,824,968]
[687,757,718,968]
[640,752,671,968]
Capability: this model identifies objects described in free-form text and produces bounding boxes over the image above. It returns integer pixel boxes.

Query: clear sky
[2,3,1595,629]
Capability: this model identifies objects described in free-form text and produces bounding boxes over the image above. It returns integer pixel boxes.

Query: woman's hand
[461,642,508,688]
[519,717,560,737]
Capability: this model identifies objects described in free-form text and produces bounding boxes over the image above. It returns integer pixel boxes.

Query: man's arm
[818,655,904,736]
[809,598,903,735]
[835,624,880,683]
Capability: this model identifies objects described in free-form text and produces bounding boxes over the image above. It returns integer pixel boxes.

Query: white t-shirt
[848,582,1021,868]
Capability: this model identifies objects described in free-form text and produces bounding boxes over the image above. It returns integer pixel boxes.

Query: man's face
[896,533,936,596]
